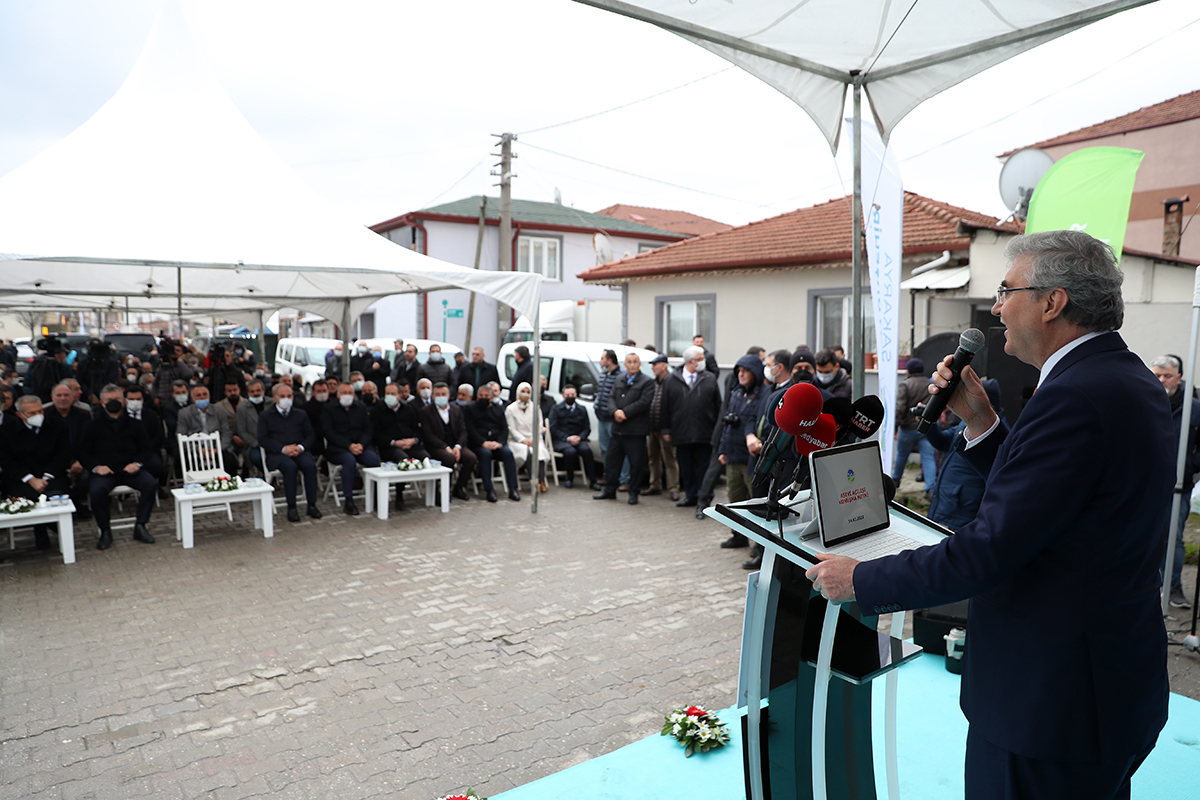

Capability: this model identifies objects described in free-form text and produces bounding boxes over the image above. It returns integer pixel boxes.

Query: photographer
[75,338,120,404]
[151,338,194,409]
[26,337,73,402]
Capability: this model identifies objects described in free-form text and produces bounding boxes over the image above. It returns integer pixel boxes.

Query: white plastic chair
[177,432,233,520]
[258,447,285,512]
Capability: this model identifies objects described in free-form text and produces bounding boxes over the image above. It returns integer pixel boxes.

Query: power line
[517,67,734,136]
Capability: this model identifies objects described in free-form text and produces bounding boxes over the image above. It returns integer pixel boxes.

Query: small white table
[172,483,275,549]
[362,465,452,519]
[0,502,77,564]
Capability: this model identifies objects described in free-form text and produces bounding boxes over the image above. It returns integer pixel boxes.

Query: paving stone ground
[2,477,1197,800]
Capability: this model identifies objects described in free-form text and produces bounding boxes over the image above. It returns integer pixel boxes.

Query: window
[560,359,596,394]
[660,298,714,357]
[517,236,561,281]
[812,291,875,354]
[637,243,659,254]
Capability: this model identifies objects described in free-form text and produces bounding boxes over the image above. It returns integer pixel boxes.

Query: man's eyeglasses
[995,285,1044,304]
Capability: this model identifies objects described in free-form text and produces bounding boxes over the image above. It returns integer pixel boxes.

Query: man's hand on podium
[806,553,859,604]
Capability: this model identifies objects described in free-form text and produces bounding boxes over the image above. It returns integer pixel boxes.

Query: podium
[708,497,948,800]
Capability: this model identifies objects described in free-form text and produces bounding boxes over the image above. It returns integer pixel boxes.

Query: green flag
[1025,146,1143,263]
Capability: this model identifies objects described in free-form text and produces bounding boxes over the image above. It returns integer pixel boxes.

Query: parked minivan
[274,337,340,396]
[497,341,670,458]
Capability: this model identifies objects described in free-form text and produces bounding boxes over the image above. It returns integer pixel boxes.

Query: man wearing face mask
[418,344,454,386]
[360,380,380,408]
[304,381,331,461]
[661,346,722,511]
[348,371,367,397]
[176,384,238,476]
[321,382,381,515]
[549,384,598,490]
[80,385,158,550]
[363,349,389,392]
[49,381,94,518]
[813,348,852,399]
[324,341,344,381]
[372,382,428,510]
[0,394,71,550]
[790,348,817,383]
[258,383,321,522]
[414,378,435,409]
[123,384,166,488]
[349,341,373,375]
[456,384,474,406]
[152,340,194,408]
[235,379,273,477]
[464,383,520,502]
[419,382,475,501]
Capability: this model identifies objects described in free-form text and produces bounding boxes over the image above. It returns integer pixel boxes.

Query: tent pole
[851,75,865,401]
[531,321,541,514]
[257,310,267,373]
[341,301,352,382]
[177,266,183,339]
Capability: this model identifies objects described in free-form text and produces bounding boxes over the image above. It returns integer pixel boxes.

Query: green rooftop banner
[1025,146,1143,264]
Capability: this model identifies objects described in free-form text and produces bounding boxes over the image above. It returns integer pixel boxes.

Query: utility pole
[491,133,516,345]
[465,196,487,353]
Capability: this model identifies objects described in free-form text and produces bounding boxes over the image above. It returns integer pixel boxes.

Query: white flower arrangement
[660,704,731,757]
[0,497,37,515]
[204,475,243,492]
[396,458,434,472]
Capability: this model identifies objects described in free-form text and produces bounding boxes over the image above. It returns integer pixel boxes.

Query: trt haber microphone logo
[846,468,855,483]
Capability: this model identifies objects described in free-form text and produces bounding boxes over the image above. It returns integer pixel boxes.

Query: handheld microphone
[751,383,824,489]
[822,397,852,436]
[835,394,885,446]
[915,328,985,434]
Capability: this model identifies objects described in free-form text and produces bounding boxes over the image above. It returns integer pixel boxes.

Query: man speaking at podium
[807,230,1174,800]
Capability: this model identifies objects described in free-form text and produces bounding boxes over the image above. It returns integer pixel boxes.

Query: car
[273,337,340,397]
[103,332,159,367]
[13,342,35,377]
[497,341,671,459]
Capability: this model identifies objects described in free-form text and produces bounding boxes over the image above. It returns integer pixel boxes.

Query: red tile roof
[593,204,733,238]
[1007,90,1200,154]
[581,192,1018,283]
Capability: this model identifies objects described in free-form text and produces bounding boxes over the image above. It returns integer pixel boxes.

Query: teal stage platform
[497,652,1200,799]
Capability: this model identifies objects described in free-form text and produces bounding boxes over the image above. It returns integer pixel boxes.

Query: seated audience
[464,383,519,503]
[81,384,158,550]
[321,382,381,515]
[257,383,322,522]
[418,382,474,501]
[0,393,71,549]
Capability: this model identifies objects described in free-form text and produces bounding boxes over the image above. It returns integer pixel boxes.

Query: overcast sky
[1,0,1198,231]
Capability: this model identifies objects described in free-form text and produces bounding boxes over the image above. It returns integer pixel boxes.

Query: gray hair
[16,394,42,412]
[682,345,704,362]
[99,383,123,398]
[1004,230,1123,332]
[1150,355,1183,375]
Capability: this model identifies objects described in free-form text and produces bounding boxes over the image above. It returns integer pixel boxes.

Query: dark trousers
[382,443,429,462]
[89,469,158,529]
[604,435,647,498]
[267,451,319,508]
[474,445,517,493]
[327,447,381,500]
[674,442,711,501]
[964,727,1150,800]
[428,446,478,490]
[698,447,724,504]
[554,442,596,483]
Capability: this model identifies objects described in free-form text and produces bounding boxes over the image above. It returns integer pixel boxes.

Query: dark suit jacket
[856,332,1173,762]
[419,402,470,451]
[609,371,654,437]
[256,404,315,455]
[0,414,71,491]
[463,400,508,449]
[458,361,500,392]
[80,412,153,472]
[371,401,423,451]
[548,401,590,448]
[509,359,534,402]
[321,399,375,455]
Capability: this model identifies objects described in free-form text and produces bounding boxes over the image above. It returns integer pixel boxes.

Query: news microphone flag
[1026,146,1143,265]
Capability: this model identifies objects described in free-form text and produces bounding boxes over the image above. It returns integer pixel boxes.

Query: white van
[274,337,339,396]
[497,341,672,458]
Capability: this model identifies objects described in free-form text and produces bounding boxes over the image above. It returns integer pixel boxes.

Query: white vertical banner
[858,118,903,475]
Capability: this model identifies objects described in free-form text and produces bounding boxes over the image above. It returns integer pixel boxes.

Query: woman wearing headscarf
[505,381,551,493]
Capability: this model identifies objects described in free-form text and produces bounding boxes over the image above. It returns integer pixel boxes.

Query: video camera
[86,338,110,362]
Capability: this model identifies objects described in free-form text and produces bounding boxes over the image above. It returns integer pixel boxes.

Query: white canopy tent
[575,0,1157,397]
[0,1,542,360]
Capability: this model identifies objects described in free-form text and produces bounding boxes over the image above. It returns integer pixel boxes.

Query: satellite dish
[554,187,562,205]
[999,148,1055,221]
[593,232,614,265]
